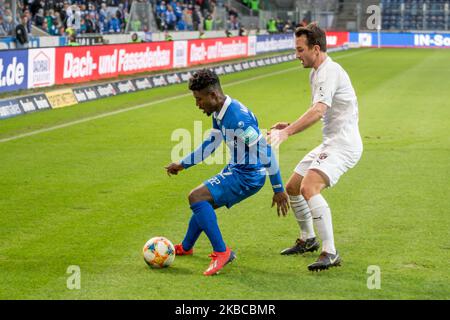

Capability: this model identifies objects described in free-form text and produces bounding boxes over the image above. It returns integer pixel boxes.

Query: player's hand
[270,122,290,131]
[267,129,289,148]
[272,191,290,217]
[165,162,184,176]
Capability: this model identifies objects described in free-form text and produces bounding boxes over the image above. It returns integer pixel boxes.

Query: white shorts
[294,144,362,187]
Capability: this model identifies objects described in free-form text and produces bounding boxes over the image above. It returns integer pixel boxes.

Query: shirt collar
[216,95,232,121]
[315,56,331,72]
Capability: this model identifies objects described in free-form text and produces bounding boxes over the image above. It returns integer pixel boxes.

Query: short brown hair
[295,23,327,52]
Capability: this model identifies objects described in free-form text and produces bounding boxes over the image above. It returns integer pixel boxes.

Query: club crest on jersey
[318,153,328,160]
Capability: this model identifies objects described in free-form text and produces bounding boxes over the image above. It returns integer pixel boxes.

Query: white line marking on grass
[0,49,374,144]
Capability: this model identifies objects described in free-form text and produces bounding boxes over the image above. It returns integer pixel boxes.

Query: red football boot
[203,247,236,276]
[174,244,193,256]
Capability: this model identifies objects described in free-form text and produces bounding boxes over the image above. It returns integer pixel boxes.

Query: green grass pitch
[0,48,449,299]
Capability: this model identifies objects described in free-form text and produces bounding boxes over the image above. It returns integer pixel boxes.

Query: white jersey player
[268,23,363,271]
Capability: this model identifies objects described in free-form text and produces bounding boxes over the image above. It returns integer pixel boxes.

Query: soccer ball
[143,236,175,268]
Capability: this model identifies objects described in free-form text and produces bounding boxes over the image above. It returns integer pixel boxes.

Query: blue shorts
[204,167,266,209]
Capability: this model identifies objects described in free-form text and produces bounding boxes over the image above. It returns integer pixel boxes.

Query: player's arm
[285,102,327,136]
[181,128,223,169]
[165,129,223,176]
[267,102,327,148]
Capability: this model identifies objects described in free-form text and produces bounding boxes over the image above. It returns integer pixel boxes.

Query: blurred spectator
[53,11,64,34]
[225,5,238,19]
[19,14,31,33]
[2,10,14,35]
[109,11,121,32]
[249,0,259,14]
[283,20,295,33]
[130,12,142,32]
[0,0,227,36]
[131,32,142,42]
[84,14,96,33]
[34,8,45,28]
[67,33,79,46]
[204,14,213,31]
[165,5,176,30]
[79,17,87,34]
[227,14,240,30]
[192,5,202,31]
[99,2,108,32]
[0,16,8,36]
[41,17,49,33]
[174,1,183,21]
[201,0,212,18]
[183,4,193,31]
[267,17,277,33]
[15,15,29,47]
[164,31,173,41]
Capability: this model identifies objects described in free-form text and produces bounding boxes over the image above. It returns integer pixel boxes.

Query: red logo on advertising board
[187,37,249,65]
[54,42,174,84]
[325,32,349,48]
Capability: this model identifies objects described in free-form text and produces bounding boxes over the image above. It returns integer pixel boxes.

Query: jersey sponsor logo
[239,126,259,145]
[318,153,328,160]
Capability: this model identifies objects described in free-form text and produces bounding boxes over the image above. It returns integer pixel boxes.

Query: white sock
[307,194,336,255]
[289,194,315,241]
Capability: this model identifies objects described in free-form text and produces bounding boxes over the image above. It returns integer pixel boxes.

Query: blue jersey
[181,96,284,194]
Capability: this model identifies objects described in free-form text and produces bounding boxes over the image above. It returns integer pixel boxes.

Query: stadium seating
[381,0,449,31]
[0,0,263,36]
[2,0,447,38]
[0,0,130,37]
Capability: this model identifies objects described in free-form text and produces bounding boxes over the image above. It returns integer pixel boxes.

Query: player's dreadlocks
[188,69,221,92]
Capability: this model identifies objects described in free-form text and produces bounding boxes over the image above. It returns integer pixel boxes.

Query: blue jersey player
[165,69,289,276]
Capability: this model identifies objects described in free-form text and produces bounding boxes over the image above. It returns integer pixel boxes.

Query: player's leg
[177,183,223,255]
[197,170,265,275]
[302,148,362,271]
[192,180,237,276]
[187,184,227,254]
[282,173,318,254]
[301,168,340,271]
[280,148,320,255]
[185,172,239,275]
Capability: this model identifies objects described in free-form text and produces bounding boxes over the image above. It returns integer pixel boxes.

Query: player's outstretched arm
[270,122,290,131]
[268,103,327,148]
[285,102,327,136]
[165,162,184,176]
[179,129,223,170]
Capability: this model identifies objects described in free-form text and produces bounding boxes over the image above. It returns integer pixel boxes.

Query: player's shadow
[145,265,197,275]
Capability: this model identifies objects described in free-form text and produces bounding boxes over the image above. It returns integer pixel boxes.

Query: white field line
[0,49,375,144]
